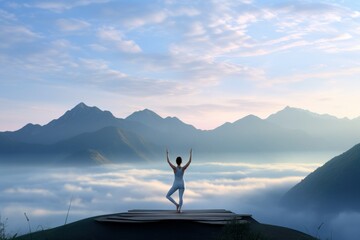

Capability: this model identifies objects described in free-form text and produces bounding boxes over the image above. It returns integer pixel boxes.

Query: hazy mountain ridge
[127,108,198,134]
[208,114,320,152]
[54,126,159,165]
[267,106,360,147]
[1,103,360,165]
[125,108,200,150]
[2,102,120,144]
[282,143,360,212]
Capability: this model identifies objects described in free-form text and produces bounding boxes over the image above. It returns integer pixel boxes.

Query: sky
[1,0,360,130]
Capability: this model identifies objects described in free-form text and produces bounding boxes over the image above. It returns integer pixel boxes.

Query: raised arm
[183,148,192,171]
[166,148,176,171]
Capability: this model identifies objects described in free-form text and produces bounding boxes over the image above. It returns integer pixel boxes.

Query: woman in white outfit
[166,148,192,213]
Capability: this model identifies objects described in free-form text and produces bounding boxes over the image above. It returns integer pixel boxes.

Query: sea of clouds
[1,151,359,239]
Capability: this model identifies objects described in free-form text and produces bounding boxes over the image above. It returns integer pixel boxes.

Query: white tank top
[173,167,185,189]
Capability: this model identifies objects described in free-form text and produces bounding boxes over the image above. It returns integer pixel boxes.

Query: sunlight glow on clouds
[1,152,355,239]
[0,159,316,223]
[4,187,54,197]
[0,160,314,230]
[1,0,360,130]
[205,162,322,174]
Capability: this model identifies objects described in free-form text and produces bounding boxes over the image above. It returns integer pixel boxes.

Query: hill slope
[15,212,315,240]
[52,126,159,165]
[282,143,360,212]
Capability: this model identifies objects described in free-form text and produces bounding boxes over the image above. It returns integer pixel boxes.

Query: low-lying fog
[1,151,359,240]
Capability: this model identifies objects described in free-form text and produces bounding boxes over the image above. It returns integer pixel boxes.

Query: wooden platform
[95,209,255,225]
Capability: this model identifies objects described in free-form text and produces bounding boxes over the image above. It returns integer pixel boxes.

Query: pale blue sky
[1,0,360,130]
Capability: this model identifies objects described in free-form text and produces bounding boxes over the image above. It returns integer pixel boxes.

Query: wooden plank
[95,218,232,225]
[95,217,249,225]
[97,216,245,222]
[105,216,244,221]
[199,220,249,225]
[108,214,245,218]
[114,213,252,219]
[95,209,253,225]
[128,209,231,213]
[124,211,238,215]
[120,213,242,217]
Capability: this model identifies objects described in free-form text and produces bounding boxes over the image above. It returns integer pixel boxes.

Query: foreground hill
[15,211,315,240]
[282,143,360,212]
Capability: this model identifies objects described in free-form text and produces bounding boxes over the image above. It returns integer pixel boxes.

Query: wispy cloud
[63,184,92,192]
[265,66,360,87]
[122,10,168,29]
[97,27,142,53]
[24,0,110,12]
[0,25,40,47]
[4,187,54,196]
[56,18,90,31]
[77,58,182,96]
[1,0,360,130]
[0,9,17,21]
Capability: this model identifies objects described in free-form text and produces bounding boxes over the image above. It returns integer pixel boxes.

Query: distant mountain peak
[140,108,160,116]
[126,109,163,122]
[73,102,88,109]
[243,114,261,120]
[66,102,114,116]
[49,102,116,127]
[125,109,197,132]
[215,114,264,131]
[233,114,262,124]
[269,106,344,121]
[279,106,310,114]
[165,116,180,121]
[70,102,96,113]
[24,123,41,128]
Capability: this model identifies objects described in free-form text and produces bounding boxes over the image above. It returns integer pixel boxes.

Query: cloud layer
[2,152,357,239]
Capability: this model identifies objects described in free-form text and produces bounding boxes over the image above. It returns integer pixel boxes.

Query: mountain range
[282,143,360,213]
[1,103,360,165]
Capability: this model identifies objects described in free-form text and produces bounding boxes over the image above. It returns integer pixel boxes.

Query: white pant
[166,184,184,208]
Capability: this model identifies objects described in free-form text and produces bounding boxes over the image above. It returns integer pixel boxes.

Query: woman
[166,148,192,213]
